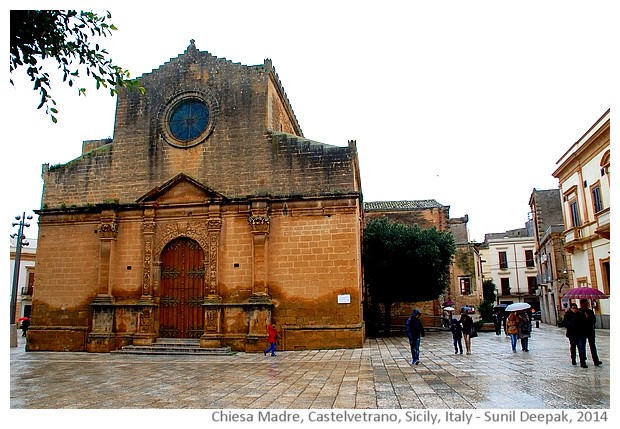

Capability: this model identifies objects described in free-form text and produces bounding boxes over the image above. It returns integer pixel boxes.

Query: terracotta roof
[364,200,447,211]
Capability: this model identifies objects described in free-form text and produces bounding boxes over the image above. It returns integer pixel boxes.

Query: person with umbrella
[505,311,520,352]
[579,299,603,366]
[563,302,588,368]
[442,306,455,328]
[517,310,531,352]
[19,316,30,337]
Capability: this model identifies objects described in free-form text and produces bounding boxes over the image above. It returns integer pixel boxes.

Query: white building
[552,109,610,328]
[479,228,538,308]
[9,237,37,322]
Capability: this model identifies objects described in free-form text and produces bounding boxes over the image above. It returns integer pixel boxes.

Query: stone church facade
[29,42,365,352]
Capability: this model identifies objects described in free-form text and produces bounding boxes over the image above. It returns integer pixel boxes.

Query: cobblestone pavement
[10,323,609,409]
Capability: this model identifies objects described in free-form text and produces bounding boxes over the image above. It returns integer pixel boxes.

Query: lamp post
[10,213,32,325]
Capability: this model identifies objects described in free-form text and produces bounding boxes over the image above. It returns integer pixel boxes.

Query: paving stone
[10,324,609,409]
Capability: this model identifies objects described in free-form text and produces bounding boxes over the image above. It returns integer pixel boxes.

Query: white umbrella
[505,302,531,312]
[443,306,455,311]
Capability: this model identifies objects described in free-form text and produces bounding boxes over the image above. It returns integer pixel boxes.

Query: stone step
[111,338,234,355]
[153,338,201,346]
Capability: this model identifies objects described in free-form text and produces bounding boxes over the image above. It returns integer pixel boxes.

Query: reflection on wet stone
[10,324,609,409]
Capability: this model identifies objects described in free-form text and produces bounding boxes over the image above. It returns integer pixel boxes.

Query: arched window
[600,150,610,178]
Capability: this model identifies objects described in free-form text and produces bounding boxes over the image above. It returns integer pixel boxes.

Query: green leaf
[10,10,139,123]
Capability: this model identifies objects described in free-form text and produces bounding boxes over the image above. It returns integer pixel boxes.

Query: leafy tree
[478,279,498,321]
[363,217,456,335]
[477,299,495,322]
[482,279,497,302]
[9,10,143,122]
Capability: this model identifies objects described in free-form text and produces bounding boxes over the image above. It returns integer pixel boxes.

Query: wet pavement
[10,323,609,410]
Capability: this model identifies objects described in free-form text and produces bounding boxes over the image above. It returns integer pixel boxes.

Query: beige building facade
[552,109,610,327]
[479,229,538,308]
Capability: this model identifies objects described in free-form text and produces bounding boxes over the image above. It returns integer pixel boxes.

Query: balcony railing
[564,226,583,243]
[595,208,610,239]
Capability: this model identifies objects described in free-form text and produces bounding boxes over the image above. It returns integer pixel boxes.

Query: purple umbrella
[563,287,609,299]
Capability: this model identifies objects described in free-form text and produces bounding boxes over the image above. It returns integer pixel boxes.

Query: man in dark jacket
[405,309,425,365]
[579,299,602,366]
[564,303,588,368]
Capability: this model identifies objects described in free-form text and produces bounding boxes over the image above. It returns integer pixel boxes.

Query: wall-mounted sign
[337,294,351,304]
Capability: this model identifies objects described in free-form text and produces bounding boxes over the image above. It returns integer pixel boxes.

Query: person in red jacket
[264,322,277,356]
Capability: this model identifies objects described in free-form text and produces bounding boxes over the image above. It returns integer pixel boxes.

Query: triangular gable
[137,173,226,204]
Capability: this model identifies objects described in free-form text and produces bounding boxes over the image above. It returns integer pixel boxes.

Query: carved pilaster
[248,201,270,299]
[95,210,118,298]
[142,210,156,298]
[206,217,221,299]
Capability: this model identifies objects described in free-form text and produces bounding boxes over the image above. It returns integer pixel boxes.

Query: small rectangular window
[26,271,35,295]
[500,278,510,295]
[592,185,603,213]
[570,200,581,227]
[499,251,508,269]
[459,277,471,295]
[525,250,535,268]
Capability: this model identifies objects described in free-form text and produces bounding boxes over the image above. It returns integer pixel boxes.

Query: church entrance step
[111,338,234,355]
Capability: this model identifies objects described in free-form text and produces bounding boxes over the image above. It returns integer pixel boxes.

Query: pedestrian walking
[450,318,463,354]
[264,322,277,356]
[518,311,531,351]
[19,317,30,337]
[506,311,520,352]
[579,299,602,366]
[405,309,425,365]
[563,303,588,368]
[492,310,502,336]
[459,311,474,354]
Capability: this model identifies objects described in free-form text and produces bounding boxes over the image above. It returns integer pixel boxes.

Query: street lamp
[10,212,32,325]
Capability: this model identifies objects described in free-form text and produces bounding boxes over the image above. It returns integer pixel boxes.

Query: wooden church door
[159,237,205,338]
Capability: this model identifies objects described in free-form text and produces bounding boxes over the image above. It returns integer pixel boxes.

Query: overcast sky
[3,0,615,244]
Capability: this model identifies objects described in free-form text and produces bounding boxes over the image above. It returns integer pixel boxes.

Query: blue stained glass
[168,100,210,142]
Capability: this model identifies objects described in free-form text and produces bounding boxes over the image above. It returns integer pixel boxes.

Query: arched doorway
[158,237,205,338]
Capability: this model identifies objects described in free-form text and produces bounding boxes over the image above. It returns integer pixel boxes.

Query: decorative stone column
[141,208,156,298]
[248,200,270,302]
[87,208,118,352]
[245,200,274,351]
[201,209,224,348]
[94,209,118,301]
[134,208,157,345]
[205,213,222,299]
